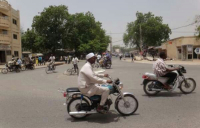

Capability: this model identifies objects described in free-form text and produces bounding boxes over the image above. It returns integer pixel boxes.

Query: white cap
[86,53,95,60]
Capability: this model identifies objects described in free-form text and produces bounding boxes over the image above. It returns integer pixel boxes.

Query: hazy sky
[7,0,200,46]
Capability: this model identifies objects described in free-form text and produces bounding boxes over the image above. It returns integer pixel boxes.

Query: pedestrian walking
[131,53,134,62]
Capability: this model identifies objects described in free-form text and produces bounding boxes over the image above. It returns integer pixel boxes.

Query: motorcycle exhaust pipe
[151,89,168,91]
[69,110,97,115]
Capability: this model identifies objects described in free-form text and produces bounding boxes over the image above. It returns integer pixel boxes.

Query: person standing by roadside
[119,53,123,60]
[72,56,79,73]
[35,57,39,66]
[38,56,42,65]
[131,53,134,62]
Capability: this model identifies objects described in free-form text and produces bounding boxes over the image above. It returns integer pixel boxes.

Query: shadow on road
[66,110,140,124]
[142,92,183,97]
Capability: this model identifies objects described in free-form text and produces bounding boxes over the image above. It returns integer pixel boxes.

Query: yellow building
[0,0,21,64]
[161,36,200,61]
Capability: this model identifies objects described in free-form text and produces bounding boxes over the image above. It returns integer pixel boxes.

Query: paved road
[0,58,200,128]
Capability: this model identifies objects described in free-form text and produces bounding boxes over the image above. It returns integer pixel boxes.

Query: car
[124,53,130,57]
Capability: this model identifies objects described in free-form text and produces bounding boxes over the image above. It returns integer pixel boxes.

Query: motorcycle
[1,64,20,74]
[99,59,112,69]
[25,62,35,70]
[62,76,138,119]
[142,65,196,96]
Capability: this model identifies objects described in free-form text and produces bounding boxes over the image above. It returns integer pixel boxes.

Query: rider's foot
[97,105,107,114]
[163,84,172,90]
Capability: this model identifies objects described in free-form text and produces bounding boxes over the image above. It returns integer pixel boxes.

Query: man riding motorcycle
[153,52,179,90]
[78,53,112,114]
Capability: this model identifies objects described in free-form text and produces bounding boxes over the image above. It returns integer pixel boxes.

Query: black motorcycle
[62,76,138,119]
[25,62,35,70]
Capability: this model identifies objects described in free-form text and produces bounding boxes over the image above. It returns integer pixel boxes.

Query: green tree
[22,29,45,53]
[195,15,200,39]
[32,5,70,53]
[123,12,171,52]
[64,12,110,55]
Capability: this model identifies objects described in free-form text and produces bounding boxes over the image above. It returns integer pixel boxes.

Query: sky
[7,0,200,46]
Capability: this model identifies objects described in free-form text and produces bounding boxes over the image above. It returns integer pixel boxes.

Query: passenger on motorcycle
[103,51,111,66]
[78,53,112,114]
[97,54,101,63]
[153,52,179,90]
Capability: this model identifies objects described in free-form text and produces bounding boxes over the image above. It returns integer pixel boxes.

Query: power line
[172,31,196,33]
[107,21,200,35]
[112,39,123,43]
[171,22,198,30]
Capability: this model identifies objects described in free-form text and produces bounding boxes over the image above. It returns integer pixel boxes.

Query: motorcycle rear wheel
[143,81,160,96]
[116,94,138,116]
[67,97,90,119]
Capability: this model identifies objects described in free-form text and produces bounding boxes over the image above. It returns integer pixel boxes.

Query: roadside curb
[122,59,200,66]
[0,62,65,73]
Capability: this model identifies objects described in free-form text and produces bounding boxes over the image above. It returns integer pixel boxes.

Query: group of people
[34,56,45,66]
[119,53,134,62]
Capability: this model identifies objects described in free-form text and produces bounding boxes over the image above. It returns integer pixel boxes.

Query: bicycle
[45,63,56,74]
[64,67,79,76]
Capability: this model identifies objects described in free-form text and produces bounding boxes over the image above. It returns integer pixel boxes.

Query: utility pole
[140,24,142,48]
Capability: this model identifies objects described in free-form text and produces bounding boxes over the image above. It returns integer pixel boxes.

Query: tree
[32,5,70,53]
[123,12,171,52]
[63,12,110,55]
[195,15,200,39]
[22,29,45,53]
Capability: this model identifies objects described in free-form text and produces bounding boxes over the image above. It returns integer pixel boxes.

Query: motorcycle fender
[114,92,134,109]
[142,79,151,86]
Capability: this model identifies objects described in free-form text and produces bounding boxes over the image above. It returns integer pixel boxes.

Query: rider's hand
[104,74,109,77]
[107,80,112,84]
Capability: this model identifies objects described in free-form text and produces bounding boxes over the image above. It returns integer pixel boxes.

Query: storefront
[0,44,11,64]
[161,36,200,61]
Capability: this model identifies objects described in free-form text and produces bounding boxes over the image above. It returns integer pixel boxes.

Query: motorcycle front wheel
[1,68,8,74]
[106,64,111,69]
[116,94,138,116]
[45,66,51,74]
[180,78,196,94]
[67,97,90,119]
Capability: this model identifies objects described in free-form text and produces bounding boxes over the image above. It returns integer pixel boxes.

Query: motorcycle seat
[66,88,80,92]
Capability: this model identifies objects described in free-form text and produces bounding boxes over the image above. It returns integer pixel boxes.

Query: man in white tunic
[78,53,112,113]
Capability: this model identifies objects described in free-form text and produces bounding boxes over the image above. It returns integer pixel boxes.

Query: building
[0,0,21,64]
[161,36,200,61]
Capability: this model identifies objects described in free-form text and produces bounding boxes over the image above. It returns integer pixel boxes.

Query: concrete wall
[0,0,21,62]
[162,37,200,60]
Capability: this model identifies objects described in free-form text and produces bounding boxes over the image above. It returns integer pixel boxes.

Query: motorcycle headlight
[118,83,124,90]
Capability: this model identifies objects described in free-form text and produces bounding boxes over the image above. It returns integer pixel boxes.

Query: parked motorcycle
[62,76,138,119]
[142,65,196,96]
